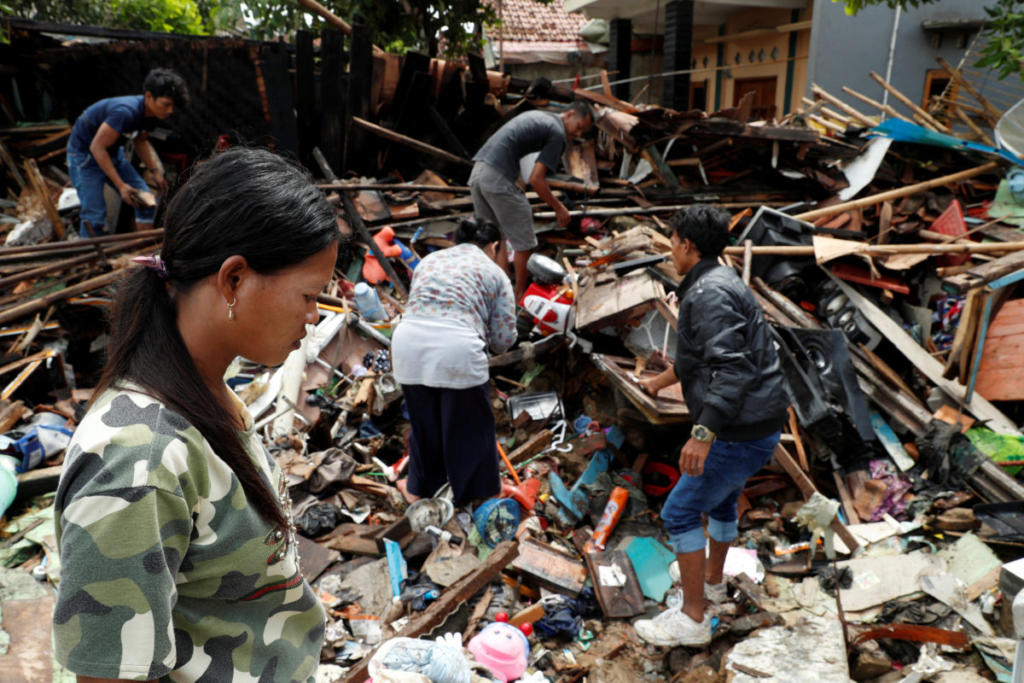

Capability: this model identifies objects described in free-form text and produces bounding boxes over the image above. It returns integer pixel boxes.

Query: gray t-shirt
[472,110,566,182]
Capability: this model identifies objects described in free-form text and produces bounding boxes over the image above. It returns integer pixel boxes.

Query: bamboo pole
[869,71,949,132]
[954,106,996,147]
[795,161,999,222]
[841,86,913,124]
[0,230,163,257]
[811,84,877,127]
[0,269,124,325]
[724,240,1024,257]
[318,183,472,193]
[937,57,1003,126]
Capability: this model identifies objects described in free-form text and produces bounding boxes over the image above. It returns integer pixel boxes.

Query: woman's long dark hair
[454,216,501,246]
[95,147,338,526]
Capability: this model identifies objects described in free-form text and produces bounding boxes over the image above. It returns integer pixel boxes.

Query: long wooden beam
[794,162,999,222]
[341,540,520,683]
[841,86,913,124]
[352,116,472,167]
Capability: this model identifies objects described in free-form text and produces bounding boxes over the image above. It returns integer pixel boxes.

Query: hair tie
[132,255,169,280]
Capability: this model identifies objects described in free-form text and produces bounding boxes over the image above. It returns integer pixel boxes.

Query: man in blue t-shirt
[469,101,594,301]
[67,68,189,236]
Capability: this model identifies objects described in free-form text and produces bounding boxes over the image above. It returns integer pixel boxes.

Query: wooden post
[294,30,317,170]
[319,28,346,177]
[795,161,999,223]
[772,442,859,553]
[741,239,753,285]
[0,140,26,189]
[344,23,373,174]
[869,71,950,132]
[313,147,409,299]
[23,159,63,239]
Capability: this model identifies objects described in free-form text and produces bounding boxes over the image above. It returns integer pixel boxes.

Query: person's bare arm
[134,133,167,192]
[639,365,678,396]
[528,161,570,228]
[88,123,140,207]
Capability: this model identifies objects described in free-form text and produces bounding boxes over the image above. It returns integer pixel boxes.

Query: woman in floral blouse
[391,217,516,506]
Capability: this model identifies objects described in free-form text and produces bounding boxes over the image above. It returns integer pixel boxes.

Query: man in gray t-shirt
[469,101,594,301]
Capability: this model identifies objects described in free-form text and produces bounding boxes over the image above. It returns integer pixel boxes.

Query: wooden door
[733,77,777,120]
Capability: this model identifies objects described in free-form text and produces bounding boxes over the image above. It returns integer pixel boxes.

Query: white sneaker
[634,606,712,647]
[668,561,730,604]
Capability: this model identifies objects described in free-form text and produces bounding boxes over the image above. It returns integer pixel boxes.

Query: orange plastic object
[362,225,403,284]
[585,486,629,552]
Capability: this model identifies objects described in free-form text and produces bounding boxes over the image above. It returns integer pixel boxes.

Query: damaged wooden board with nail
[510,537,588,596]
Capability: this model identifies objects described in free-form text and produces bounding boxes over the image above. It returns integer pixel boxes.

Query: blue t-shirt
[472,110,566,182]
[68,95,155,155]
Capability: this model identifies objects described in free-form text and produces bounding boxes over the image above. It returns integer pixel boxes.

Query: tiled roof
[486,0,588,44]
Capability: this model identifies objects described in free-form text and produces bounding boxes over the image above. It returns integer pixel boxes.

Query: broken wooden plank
[341,540,520,683]
[773,442,859,553]
[584,550,645,618]
[830,275,1018,433]
[23,158,63,239]
[937,57,1003,126]
[506,429,554,465]
[943,249,1024,293]
[510,537,588,596]
[352,116,472,167]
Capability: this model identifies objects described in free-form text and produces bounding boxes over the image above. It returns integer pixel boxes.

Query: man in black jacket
[635,205,788,648]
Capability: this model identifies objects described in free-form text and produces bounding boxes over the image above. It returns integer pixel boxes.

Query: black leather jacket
[674,257,788,441]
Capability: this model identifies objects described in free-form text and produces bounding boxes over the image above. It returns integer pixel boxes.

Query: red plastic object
[519,623,533,637]
[362,225,403,284]
[519,282,572,335]
[930,199,970,267]
[830,262,911,295]
[642,461,681,497]
[495,612,509,623]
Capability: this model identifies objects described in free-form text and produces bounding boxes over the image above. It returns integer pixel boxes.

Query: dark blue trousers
[402,382,501,506]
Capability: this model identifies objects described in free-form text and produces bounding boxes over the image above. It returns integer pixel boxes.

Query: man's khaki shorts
[469,161,537,252]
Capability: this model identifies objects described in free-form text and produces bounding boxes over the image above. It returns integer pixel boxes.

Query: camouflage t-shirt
[53,385,326,682]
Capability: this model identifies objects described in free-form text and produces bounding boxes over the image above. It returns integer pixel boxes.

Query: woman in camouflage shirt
[53,148,339,682]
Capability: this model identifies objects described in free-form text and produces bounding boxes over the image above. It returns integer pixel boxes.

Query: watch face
[692,425,711,441]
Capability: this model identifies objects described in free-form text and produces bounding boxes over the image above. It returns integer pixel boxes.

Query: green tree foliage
[841,0,1024,80]
[5,0,211,34]
[4,0,501,56]
[241,0,498,56]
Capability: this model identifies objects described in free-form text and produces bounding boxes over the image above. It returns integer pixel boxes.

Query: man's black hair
[567,100,596,124]
[670,204,730,257]
[143,68,190,107]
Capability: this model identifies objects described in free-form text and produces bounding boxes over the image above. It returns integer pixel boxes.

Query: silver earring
[227,296,237,321]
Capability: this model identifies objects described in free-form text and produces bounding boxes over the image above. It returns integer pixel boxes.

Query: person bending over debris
[391,216,516,507]
[469,101,594,301]
[66,67,189,236]
[52,148,337,681]
[636,204,789,648]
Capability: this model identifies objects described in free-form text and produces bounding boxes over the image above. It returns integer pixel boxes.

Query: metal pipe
[881,6,901,118]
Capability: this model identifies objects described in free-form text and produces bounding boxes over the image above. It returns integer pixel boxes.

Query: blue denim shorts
[67,147,154,236]
[661,431,780,554]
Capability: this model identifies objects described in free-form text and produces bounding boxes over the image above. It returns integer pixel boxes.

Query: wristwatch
[690,424,716,443]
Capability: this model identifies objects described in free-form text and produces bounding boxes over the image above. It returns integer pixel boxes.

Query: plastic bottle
[0,454,18,517]
[353,282,387,322]
[585,486,629,552]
